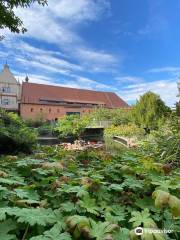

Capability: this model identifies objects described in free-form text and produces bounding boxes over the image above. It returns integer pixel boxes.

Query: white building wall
[0,64,21,111]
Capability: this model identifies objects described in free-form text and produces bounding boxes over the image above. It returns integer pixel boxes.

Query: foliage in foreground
[0,146,179,239]
[0,109,37,154]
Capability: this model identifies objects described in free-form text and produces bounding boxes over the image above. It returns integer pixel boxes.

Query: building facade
[20,82,129,121]
[0,64,21,112]
[0,64,129,119]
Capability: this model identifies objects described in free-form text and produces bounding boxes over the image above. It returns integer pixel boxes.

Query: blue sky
[0,0,180,106]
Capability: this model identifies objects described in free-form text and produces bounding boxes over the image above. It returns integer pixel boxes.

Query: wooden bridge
[113,136,137,148]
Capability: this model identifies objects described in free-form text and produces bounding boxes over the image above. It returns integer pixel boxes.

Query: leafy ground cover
[0,146,179,240]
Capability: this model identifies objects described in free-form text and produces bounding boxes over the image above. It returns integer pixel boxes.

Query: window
[2,99,10,105]
[31,108,34,112]
[1,87,11,93]
[40,108,43,112]
[49,108,51,113]
[66,112,80,116]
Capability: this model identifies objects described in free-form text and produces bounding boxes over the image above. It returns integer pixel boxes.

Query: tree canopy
[89,108,133,126]
[177,81,180,97]
[176,81,180,116]
[55,114,90,139]
[0,0,47,39]
[133,91,171,132]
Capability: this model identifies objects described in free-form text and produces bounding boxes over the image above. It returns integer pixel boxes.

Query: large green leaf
[78,194,100,215]
[60,202,77,213]
[14,188,40,200]
[89,219,118,240]
[30,223,71,240]
[129,208,157,228]
[0,219,17,240]
[113,228,130,240]
[0,207,57,226]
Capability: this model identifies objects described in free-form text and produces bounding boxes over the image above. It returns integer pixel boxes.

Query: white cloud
[15,7,79,45]
[15,73,53,85]
[16,57,72,76]
[13,0,110,46]
[17,42,67,58]
[77,48,117,63]
[118,79,179,107]
[148,66,180,75]
[15,72,115,92]
[1,0,117,73]
[1,40,83,75]
[0,0,119,72]
[116,76,143,84]
[0,50,9,58]
[75,48,118,71]
[75,76,117,90]
[48,0,110,22]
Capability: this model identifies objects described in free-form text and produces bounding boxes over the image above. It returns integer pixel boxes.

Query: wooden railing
[113,135,137,148]
[86,120,112,128]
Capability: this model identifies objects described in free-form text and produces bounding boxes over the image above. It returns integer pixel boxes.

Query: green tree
[133,91,171,133]
[176,102,180,116]
[177,81,180,97]
[176,82,180,116]
[89,108,132,126]
[0,0,47,39]
[55,114,90,139]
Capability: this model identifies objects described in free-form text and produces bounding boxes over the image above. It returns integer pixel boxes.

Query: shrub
[176,101,180,116]
[112,109,133,126]
[89,108,133,126]
[55,114,90,139]
[139,116,180,164]
[37,124,55,136]
[104,123,145,138]
[0,109,37,154]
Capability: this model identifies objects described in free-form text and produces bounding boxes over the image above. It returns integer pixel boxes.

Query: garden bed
[0,146,179,239]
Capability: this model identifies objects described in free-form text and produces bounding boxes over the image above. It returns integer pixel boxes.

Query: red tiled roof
[21,82,129,108]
